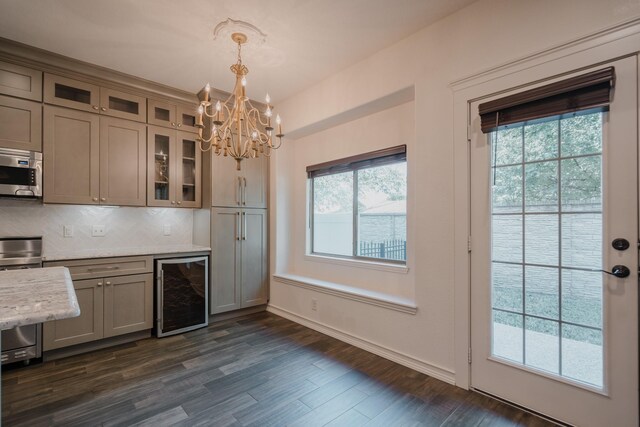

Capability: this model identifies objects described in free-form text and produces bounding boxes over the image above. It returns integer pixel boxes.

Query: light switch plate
[163,224,171,236]
[92,225,106,237]
[63,225,73,238]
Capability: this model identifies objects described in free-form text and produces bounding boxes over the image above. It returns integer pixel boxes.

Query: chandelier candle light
[196,32,284,170]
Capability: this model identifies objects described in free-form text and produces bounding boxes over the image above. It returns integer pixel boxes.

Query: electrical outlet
[91,225,106,237]
[311,299,318,311]
[63,225,73,238]
[163,224,171,236]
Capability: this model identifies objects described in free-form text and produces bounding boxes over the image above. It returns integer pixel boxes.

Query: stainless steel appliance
[1,237,43,365]
[0,148,42,198]
[156,256,208,337]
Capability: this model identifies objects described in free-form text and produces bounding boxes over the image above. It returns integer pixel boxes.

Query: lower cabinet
[43,256,154,351]
[210,207,268,314]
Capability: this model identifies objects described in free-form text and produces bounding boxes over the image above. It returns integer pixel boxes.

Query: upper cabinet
[210,152,268,209]
[148,98,198,133]
[0,60,42,101]
[147,126,201,208]
[44,74,146,123]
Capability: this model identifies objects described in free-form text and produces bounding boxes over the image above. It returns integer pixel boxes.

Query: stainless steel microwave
[0,148,42,198]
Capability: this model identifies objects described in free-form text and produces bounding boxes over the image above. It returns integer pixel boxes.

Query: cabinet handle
[236,212,241,240]
[243,177,247,205]
[92,197,98,202]
[237,177,242,205]
[92,105,99,110]
[100,197,106,202]
[100,107,107,112]
[97,282,103,287]
[88,266,119,272]
[242,212,247,240]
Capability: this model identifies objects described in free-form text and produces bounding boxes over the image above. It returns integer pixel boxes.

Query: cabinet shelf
[155,180,169,185]
[182,156,196,161]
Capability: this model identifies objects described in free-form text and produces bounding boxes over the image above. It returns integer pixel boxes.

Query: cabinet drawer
[0,61,42,101]
[46,255,153,280]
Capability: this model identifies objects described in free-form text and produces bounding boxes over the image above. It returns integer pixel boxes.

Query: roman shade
[306,145,406,178]
[479,67,615,133]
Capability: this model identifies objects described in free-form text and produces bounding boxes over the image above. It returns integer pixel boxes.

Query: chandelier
[196,32,284,170]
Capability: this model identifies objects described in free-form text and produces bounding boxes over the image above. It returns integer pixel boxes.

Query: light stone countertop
[42,244,211,262]
[0,266,80,330]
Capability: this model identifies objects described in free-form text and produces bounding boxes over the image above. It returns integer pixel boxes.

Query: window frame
[307,145,407,265]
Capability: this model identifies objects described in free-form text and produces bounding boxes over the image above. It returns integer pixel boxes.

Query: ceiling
[0,0,476,102]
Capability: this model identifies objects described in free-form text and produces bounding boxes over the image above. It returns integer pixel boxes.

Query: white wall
[269,0,640,382]
[0,200,193,256]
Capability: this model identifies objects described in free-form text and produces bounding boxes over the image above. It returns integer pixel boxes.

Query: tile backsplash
[0,200,193,254]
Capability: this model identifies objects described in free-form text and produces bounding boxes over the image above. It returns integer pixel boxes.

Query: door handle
[236,212,241,241]
[243,177,247,205]
[237,177,242,205]
[589,265,631,278]
[242,212,247,240]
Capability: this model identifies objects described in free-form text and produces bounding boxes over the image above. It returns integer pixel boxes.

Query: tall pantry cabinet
[204,152,269,314]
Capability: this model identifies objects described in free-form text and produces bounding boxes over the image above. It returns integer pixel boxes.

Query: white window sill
[304,254,409,274]
[272,273,417,315]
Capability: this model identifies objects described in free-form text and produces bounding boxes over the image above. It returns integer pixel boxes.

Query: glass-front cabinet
[147,126,201,208]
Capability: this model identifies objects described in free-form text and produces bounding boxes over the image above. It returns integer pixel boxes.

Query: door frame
[451,19,640,389]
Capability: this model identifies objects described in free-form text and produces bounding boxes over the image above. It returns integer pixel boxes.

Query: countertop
[42,244,211,262]
[0,266,80,330]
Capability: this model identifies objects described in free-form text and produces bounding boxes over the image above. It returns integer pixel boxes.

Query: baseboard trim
[267,304,455,385]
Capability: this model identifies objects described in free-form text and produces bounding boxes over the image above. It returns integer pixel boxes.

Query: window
[307,146,407,264]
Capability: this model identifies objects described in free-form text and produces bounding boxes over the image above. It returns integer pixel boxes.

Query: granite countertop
[43,244,211,262]
[0,266,80,330]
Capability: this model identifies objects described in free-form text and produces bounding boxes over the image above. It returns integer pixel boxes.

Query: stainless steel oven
[0,148,42,198]
[1,237,43,365]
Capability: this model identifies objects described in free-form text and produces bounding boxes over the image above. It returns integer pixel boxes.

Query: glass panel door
[153,133,171,202]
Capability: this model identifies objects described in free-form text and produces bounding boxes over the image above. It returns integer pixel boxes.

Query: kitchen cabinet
[210,150,268,208]
[147,98,199,133]
[0,60,42,101]
[43,106,146,206]
[44,73,146,123]
[147,125,201,208]
[43,256,154,351]
[0,94,42,151]
[210,207,267,314]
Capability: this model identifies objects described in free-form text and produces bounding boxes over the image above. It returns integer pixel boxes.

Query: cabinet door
[176,103,199,133]
[43,106,100,204]
[211,151,241,207]
[148,98,176,129]
[103,273,153,338]
[241,155,268,208]
[99,117,147,206]
[43,278,104,350]
[99,87,146,123]
[241,209,268,307]
[147,125,176,207]
[44,74,100,113]
[0,94,42,151]
[176,131,201,208]
[211,207,242,314]
[0,60,42,101]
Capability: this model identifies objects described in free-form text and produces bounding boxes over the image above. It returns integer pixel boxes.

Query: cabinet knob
[100,107,107,112]
[97,282,103,287]
[105,281,111,286]
[177,123,182,127]
[171,201,176,205]
[177,201,182,205]
[171,122,176,127]
[92,197,98,202]
[100,197,106,202]
[92,105,99,110]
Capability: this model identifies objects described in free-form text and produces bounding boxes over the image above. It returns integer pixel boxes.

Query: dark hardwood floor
[2,312,554,426]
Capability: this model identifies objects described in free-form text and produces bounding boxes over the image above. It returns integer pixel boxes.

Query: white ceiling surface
[0,0,476,102]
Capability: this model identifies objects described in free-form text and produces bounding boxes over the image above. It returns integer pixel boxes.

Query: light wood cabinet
[0,94,42,151]
[43,257,154,351]
[43,106,146,206]
[147,126,201,208]
[148,99,198,133]
[44,74,146,123]
[210,151,268,208]
[0,60,43,101]
[210,207,267,314]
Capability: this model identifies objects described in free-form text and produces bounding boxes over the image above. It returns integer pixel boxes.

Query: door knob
[610,265,631,278]
[612,238,630,251]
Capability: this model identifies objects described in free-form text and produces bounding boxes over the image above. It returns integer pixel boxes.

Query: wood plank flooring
[2,312,555,426]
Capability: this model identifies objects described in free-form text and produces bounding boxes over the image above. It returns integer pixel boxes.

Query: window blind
[306,145,406,178]
[479,67,615,133]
